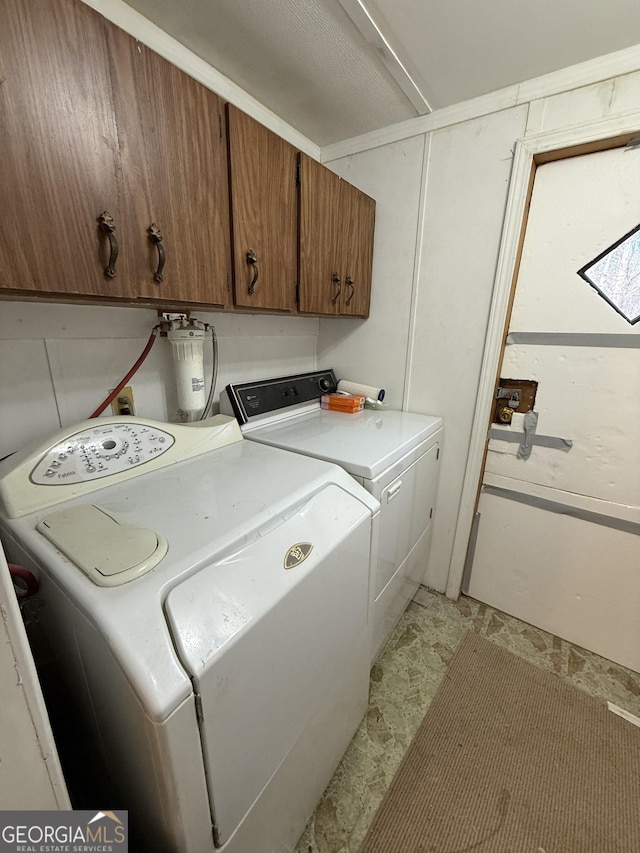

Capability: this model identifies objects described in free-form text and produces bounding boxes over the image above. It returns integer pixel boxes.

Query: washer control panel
[0,415,243,518]
[30,422,175,485]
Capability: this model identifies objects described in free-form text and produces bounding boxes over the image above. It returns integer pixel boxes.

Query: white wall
[0,302,318,460]
[320,66,640,594]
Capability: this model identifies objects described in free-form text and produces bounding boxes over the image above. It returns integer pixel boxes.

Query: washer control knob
[319,376,333,391]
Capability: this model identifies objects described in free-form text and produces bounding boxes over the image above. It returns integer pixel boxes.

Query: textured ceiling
[121,0,419,144]
[123,0,640,145]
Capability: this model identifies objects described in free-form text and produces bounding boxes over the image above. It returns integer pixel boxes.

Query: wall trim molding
[81,0,321,159]
[321,44,640,162]
[401,134,431,410]
[445,112,640,600]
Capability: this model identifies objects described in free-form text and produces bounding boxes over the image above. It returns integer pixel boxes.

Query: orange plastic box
[321,393,365,413]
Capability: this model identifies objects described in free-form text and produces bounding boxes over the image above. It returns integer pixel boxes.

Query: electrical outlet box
[111,386,135,417]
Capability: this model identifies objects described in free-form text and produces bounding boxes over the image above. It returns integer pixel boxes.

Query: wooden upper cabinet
[299,154,375,318]
[227,106,298,312]
[0,0,133,299]
[340,180,375,318]
[107,30,232,308]
[0,0,373,317]
[299,154,343,316]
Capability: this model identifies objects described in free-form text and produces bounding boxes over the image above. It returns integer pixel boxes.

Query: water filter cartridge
[167,327,206,417]
[337,380,385,402]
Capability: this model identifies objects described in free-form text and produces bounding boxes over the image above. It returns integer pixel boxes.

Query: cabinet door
[0,0,133,298]
[107,31,232,308]
[298,154,343,316]
[227,106,298,312]
[340,181,375,318]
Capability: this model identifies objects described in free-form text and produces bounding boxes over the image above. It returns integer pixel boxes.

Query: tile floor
[294,586,640,853]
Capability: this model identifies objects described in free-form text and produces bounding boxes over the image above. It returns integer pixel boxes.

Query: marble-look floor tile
[294,587,640,853]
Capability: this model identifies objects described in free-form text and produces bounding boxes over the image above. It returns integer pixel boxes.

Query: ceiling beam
[337,0,432,114]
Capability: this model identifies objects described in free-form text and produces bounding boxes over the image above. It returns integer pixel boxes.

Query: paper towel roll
[337,380,385,401]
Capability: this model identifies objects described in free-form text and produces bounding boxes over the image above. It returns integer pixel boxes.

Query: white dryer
[221,371,443,663]
[0,415,378,853]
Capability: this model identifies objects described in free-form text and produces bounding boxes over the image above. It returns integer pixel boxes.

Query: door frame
[446,110,640,600]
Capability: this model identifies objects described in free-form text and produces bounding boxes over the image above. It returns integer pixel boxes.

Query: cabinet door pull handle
[346,275,355,305]
[386,480,403,502]
[246,249,259,295]
[331,273,342,304]
[148,223,165,283]
[98,211,119,278]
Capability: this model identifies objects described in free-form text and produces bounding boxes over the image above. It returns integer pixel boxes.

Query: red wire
[89,330,158,419]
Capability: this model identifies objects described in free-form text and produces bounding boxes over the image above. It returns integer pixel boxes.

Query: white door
[467,145,640,671]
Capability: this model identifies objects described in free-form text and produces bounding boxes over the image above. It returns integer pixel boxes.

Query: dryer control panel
[222,369,337,424]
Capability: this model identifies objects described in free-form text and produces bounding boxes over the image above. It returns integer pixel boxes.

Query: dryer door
[164,484,372,847]
[371,439,441,599]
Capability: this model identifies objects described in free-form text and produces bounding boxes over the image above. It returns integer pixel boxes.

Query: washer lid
[37,504,167,586]
[245,408,443,479]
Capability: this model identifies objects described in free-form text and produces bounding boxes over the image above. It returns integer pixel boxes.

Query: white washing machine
[0,414,379,853]
[221,370,443,663]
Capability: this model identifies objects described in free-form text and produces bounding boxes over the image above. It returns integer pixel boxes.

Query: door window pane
[577,224,640,324]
